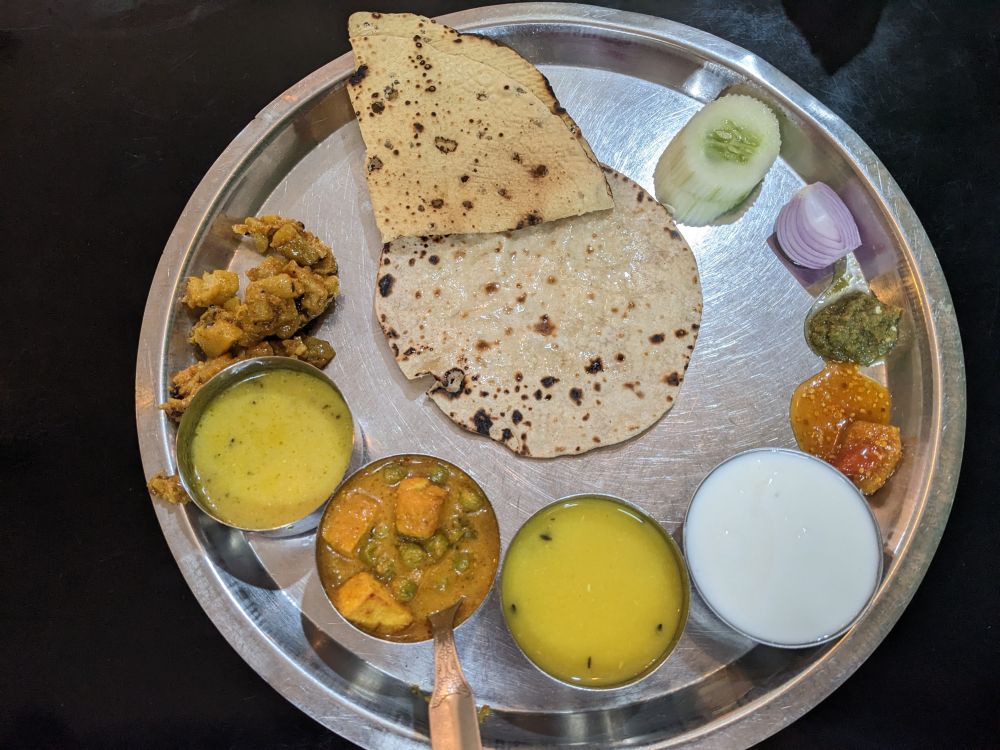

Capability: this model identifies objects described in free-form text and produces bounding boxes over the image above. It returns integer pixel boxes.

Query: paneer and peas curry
[317,455,500,642]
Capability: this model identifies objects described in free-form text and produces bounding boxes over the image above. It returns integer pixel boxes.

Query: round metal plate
[135,4,965,747]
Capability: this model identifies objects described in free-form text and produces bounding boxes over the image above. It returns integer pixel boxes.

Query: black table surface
[2,1,997,748]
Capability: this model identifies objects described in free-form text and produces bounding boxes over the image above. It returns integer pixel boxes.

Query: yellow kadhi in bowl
[175,357,356,532]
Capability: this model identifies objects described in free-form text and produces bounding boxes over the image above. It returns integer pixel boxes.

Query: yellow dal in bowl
[189,369,353,530]
[501,496,688,688]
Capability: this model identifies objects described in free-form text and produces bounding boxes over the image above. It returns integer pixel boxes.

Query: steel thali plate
[135,3,965,747]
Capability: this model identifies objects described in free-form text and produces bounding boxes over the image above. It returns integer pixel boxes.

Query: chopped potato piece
[322,492,378,558]
[189,307,243,358]
[831,420,903,495]
[395,477,448,539]
[333,572,414,632]
[182,270,239,309]
[147,472,189,504]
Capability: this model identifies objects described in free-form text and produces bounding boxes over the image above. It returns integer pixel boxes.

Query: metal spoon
[427,598,482,750]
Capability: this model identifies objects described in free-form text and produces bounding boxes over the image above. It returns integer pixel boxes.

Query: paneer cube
[321,492,378,558]
[333,572,413,633]
[831,420,903,495]
[395,477,447,539]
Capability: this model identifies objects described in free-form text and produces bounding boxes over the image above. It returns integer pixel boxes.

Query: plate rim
[134,4,966,747]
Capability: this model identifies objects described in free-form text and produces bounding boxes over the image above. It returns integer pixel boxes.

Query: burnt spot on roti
[367,156,383,173]
[515,212,542,229]
[498,187,511,199]
[413,122,424,132]
[511,409,523,424]
[569,387,583,405]
[460,174,470,182]
[472,409,493,435]
[371,100,385,115]
[675,328,688,338]
[378,274,394,297]
[531,164,548,177]
[349,64,369,85]
[533,315,555,336]
[511,152,522,163]
[430,198,444,209]
[476,340,492,352]
[540,376,558,388]
[429,255,439,265]
[691,322,700,331]
[501,427,514,441]
[484,282,499,294]
[586,358,603,373]
[649,333,665,344]
[624,382,646,398]
[438,369,466,395]
[434,136,457,153]
[462,200,473,209]
[664,372,681,386]
[616,353,626,362]
[533,389,542,400]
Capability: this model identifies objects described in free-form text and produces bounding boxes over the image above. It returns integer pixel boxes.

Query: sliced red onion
[775,182,861,269]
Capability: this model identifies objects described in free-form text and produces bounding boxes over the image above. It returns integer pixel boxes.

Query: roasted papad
[375,168,702,457]
[347,12,613,243]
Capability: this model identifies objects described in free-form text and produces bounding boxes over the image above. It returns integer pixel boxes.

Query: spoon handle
[429,623,482,750]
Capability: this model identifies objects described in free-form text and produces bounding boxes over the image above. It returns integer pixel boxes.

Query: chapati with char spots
[346,12,613,243]
[374,167,702,457]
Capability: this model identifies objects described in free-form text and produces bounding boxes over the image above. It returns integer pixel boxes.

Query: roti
[374,168,702,458]
[347,12,613,243]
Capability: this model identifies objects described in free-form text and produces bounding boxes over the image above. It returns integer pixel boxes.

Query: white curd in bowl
[683,448,882,647]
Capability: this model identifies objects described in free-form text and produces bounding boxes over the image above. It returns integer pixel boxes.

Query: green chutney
[806,291,902,365]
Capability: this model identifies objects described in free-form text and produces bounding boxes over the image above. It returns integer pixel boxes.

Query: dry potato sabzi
[159,215,339,421]
[148,216,340,506]
[146,472,189,505]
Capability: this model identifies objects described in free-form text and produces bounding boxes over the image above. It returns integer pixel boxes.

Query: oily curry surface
[317,455,499,642]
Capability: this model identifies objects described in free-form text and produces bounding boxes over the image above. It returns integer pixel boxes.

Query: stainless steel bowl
[500,493,691,690]
[175,356,357,533]
[682,447,885,649]
[314,453,500,644]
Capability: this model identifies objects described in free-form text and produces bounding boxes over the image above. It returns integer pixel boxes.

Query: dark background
[2,1,997,748]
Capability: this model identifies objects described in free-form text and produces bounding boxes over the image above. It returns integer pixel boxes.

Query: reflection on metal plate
[135,4,965,748]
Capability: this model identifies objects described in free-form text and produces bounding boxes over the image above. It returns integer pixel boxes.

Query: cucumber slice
[655,94,780,224]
